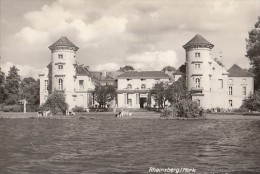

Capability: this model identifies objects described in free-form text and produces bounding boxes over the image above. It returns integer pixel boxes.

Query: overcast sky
[0,0,259,78]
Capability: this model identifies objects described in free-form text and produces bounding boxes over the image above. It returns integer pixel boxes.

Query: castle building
[39,35,254,110]
[116,71,170,108]
[39,36,97,109]
[182,34,254,109]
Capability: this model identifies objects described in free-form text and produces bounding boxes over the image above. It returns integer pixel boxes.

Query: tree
[20,77,40,106]
[0,68,5,103]
[167,77,191,103]
[246,16,260,89]
[150,81,169,108]
[94,84,116,108]
[162,66,176,73]
[39,91,68,114]
[5,66,21,105]
[119,65,134,72]
[241,90,260,111]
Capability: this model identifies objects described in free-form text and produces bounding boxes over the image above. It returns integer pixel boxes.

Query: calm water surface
[0,116,260,174]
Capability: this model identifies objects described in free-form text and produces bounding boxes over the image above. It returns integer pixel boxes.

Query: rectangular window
[58,65,63,69]
[229,100,233,107]
[195,52,200,57]
[242,87,246,95]
[79,80,84,90]
[218,79,223,89]
[195,64,200,69]
[58,54,63,59]
[242,79,246,83]
[229,86,232,95]
[229,79,233,83]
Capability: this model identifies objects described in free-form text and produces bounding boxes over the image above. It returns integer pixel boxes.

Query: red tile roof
[117,71,170,79]
[183,34,214,49]
[49,36,79,51]
[228,64,254,77]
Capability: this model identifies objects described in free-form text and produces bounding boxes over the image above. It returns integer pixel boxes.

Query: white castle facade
[39,35,254,110]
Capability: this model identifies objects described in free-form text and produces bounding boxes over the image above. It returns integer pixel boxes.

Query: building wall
[227,77,254,109]
[117,78,169,108]
[39,74,49,105]
[185,47,230,109]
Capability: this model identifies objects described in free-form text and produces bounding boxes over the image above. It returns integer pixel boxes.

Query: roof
[117,71,170,79]
[183,34,214,49]
[227,64,254,77]
[49,36,79,51]
[173,64,186,75]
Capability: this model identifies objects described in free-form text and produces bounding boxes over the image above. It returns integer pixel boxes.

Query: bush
[72,106,86,112]
[39,91,68,115]
[3,105,22,112]
[0,104,4,111]
[163,99,205,118]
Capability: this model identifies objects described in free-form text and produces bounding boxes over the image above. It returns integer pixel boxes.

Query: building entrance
[140,98,147,108]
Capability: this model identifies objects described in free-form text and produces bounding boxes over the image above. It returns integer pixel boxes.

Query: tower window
[44,80,48,90]
[195,53,200,57]
[58,54,63,59]
[127,84,132,89]
[58,65,63,69]
[141,84,146,89]
[229,100,233,107]
[242,87,246,95]
[195,78,200,88]
[58,79,63,90]
[229,86,232,95]
[195,64,200,69]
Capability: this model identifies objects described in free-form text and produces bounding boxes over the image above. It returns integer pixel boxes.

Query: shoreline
[1,112,260,120]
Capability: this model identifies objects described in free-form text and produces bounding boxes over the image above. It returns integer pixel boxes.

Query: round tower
[48,36,79,93]
[183,34,214,93]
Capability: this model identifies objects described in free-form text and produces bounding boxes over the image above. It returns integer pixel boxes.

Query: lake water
[0,116,260,174]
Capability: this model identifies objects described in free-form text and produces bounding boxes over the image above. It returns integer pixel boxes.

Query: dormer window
[141,84,146,89]
[58,54,63,59]
[195,52,200,57]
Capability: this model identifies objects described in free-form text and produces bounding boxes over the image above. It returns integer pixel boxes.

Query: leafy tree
[20,77,40,105]
[0,68,5,103]
[94,84,116,108]
[119,65,134,72]
[5,66,21,105]
[246,16,260,89]
[39,91,68,114]
[167,77,191,103]
[241,90,260,111]
[162,66,176,73]
[150,81,169,108]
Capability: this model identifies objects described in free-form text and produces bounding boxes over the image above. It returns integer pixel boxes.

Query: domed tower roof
[49,36,79,51]
[183,34,214,49]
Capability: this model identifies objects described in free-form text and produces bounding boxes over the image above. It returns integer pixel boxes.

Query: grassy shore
[1,111,260,120]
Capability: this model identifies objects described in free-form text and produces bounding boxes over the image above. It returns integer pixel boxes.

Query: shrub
[163,99,205,118]
[72,106,85,112]
[38,91,68,115]
[3,105,22,112]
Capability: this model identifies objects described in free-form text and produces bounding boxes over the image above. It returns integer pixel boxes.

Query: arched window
[141,84,146,89]
[127,84,132,89]
[58,79,63,90]
[195,78,200,88]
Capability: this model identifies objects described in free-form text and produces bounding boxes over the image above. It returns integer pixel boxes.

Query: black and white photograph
[0,0,260,173]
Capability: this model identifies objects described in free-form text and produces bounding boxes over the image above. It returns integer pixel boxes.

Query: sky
[0,0,259,78]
